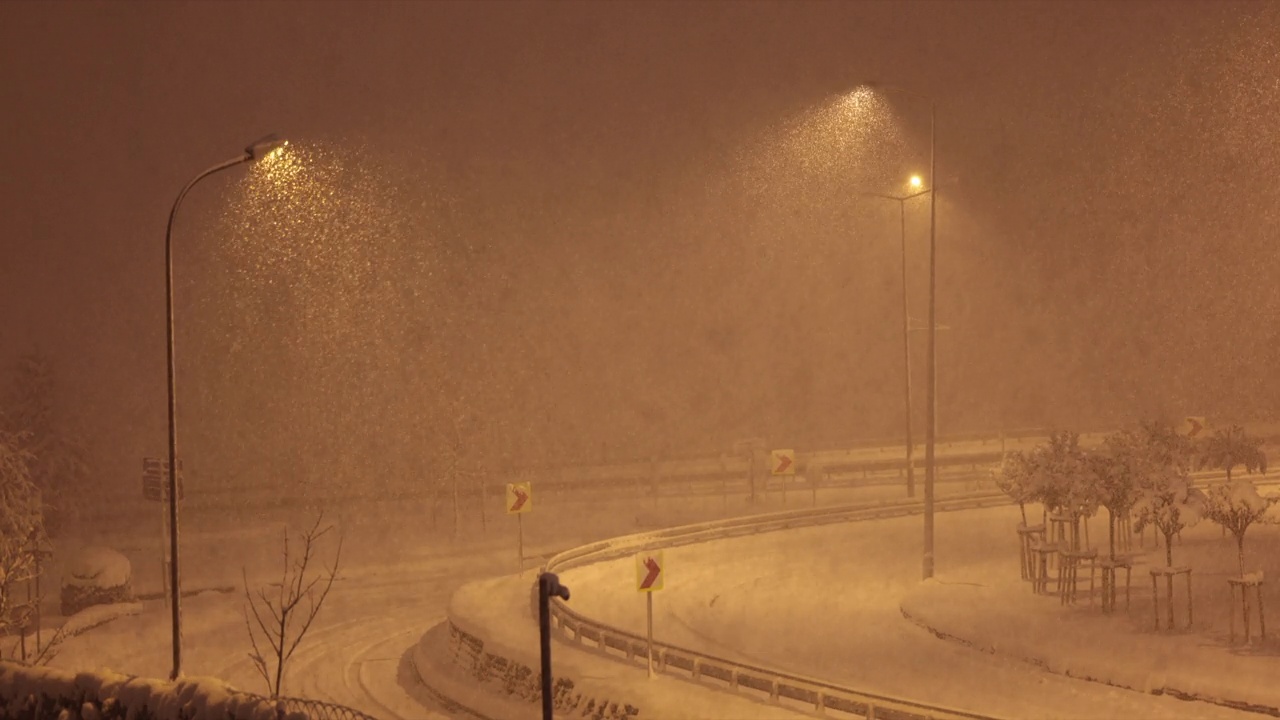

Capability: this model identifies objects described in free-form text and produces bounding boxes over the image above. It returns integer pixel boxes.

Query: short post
[538,573,571,720]
[646,592,655,679]
[518,513,525,572]
[1150,566,1193,631]
[1227,573,1266,644]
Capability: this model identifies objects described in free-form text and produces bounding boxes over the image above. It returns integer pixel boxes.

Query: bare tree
[243,514,343,698]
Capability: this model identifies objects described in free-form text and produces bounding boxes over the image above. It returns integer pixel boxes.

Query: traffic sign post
[143,457,183,608]
[507,482,532,571]
[636,550,664,678]
[771,449,795,505]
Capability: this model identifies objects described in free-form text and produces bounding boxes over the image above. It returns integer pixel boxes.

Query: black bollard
[538,572,571,720]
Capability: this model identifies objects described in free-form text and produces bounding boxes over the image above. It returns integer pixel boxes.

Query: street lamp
[861,181,931,500]
[861,82,938,580]
[164,133,286,680]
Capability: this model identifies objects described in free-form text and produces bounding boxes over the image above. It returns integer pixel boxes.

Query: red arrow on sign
[775,455,792,474]
[640,557,661,590]
[510,487,529,512]
[1187,418,1203,437]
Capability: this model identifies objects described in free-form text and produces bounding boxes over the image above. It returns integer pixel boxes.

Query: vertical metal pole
[517,512,525,572]
[900,198,915,499]
[646,592,655,678]
[923,101,938,580]
[538,576,553,720]
[165,200,184,680]
[163,154,247,681]
[161,493,170,608]
[33,548,41,654]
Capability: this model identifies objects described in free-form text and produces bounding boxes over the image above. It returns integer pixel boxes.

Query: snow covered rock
[60,546,133,616]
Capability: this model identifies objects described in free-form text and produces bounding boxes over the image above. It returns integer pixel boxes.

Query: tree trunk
[1237,533,1246,578]
[1018,502,1027,526]
[1108,509,1116,562]
[1164,529,1174,566]
[451,473,460,540]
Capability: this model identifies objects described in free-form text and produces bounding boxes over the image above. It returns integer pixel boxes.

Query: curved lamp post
[165,133,286,680]
[861,82,938,580]
[861,181,931,502]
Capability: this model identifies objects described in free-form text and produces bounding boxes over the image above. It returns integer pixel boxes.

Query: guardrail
[539,491,1015,720]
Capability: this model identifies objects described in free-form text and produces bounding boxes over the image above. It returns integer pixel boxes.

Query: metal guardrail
[540,491,1015,720]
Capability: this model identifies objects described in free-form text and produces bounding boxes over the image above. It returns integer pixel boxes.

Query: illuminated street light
[860,82,939,581]
[164,133,286,680]
[861,180,931,501]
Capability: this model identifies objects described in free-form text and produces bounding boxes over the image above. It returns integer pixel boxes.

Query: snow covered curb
[0,661,301,719]
[440,576,642,718]
[899,576,1280,717]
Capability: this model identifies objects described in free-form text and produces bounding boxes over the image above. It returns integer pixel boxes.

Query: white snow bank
[63,546,131,588]
[901,559,1280,713]
[0,661,289,720]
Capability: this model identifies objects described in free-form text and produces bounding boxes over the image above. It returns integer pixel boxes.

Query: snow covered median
[900,555,1280,715]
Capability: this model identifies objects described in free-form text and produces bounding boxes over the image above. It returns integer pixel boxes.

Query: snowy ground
[902,516,1280,713]
[557,504,1262,719]
[32,476,980,717]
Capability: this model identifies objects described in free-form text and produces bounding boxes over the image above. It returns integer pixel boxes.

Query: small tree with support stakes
[1198,425,1268,538]
[1130,422,1204,630]
[1202,478,1277,578]
[1202,478,1276,642]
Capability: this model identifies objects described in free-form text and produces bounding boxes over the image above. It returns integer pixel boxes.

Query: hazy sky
[2,1,1278,489]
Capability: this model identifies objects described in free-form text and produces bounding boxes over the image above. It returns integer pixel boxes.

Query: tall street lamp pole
[863,83,938,580]
[164,134,286,680]
[862,182,931,500]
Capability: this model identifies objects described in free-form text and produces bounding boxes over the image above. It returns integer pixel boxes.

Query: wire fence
[240,692,382,720]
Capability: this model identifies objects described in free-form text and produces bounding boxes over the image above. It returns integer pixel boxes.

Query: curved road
[558,504,1258,720]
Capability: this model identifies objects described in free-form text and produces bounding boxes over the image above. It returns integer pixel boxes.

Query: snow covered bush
[1201,478,1277,576]
[60,546,132,616]
[0,660,296,720]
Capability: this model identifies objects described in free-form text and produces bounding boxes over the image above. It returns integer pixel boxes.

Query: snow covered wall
[0,661,304,720]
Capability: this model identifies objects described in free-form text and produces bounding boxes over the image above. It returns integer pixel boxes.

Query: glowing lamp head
[245,134,288,162]
[909,175,923,189]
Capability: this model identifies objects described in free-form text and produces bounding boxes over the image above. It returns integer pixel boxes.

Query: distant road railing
[540,491,1015,720]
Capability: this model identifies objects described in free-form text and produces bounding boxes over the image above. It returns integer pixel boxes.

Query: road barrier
[539,491,1015,720]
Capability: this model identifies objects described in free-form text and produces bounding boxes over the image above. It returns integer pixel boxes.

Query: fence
[239,692,382,720]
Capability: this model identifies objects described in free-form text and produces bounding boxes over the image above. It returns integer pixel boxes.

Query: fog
[3,1,1280,716]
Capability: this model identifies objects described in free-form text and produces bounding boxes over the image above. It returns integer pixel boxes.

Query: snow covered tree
[1198,425,1267,482]
[1201,478,1277,577]
[1130,421,1205,567]
[1095,430,1144,561]
[993,450,1035,525]
[2,353,89,537]
[0,428,44,656]
[1027,431,1097,549]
